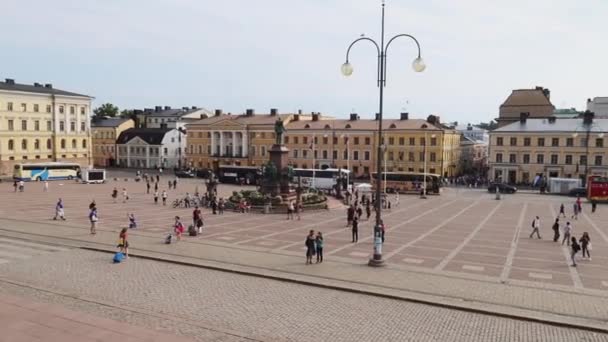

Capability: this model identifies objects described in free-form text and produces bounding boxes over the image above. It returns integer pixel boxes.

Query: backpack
[113,252,124,263]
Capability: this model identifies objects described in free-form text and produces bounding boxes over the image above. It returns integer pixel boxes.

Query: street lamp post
[572,111,604,187]
[341,0,425,267]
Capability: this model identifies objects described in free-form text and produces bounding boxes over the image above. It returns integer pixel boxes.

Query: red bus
[587,175,608,201]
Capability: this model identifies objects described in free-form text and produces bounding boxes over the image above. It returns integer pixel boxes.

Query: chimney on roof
[246,108,254,116]
[44,83,52,88]
[587,98,592,103]
[182,107,188,110]
[293,114,300,121]
[270,108,278,116]
[583,110,594,125]
[164,106,171,110]
[350,113,359,121]
[312,113,320,122]
[467,123,473,131]
[5,78,15,85]
[214,109,222,116]
[548,116,556,124]
[400,112,409,120]
[543,88,550,100]
[192,106,197,110]
[133,109,143,115]
[375,113,379,120]
[298,109,302,115]
[155,106,162,112]
[33,82,42,87]
[144,108,152,113]
[519,112,529,124]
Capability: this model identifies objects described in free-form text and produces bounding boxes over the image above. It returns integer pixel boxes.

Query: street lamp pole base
[368,254,386,267]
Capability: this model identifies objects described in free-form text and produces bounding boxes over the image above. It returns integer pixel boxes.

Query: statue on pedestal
[274,119,285,145]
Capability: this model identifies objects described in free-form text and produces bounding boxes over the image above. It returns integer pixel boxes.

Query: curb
[81,246,608,334]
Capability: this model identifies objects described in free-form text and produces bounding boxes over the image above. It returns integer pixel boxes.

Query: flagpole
[347,135,350,191]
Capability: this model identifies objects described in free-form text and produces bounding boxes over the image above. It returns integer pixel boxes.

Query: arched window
[304,124,310,129]
[47,139,52,150]
[21,139,27,150]
[389,123,397,129]
[71,139,77,149]
[61,139,66,149]
[8,139,14,150]
[82,139,87,148]
[324,124,331,129]
[345,124,351,129]
[34,139,40,150]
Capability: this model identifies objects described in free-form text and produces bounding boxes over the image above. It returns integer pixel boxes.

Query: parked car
[487,183,517,194]
[174,170,195,178]
[568,187,587,197]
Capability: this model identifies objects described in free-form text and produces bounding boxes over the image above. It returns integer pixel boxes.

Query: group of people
[286,200,302,220]
[531,197,594,267]
[305,230,324,264]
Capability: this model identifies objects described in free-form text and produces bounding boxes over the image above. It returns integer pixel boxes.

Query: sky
[1,0,606,124]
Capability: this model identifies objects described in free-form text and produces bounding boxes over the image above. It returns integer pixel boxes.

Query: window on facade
[303,137,308,144]
[420,137,426,146]
[496,137,503,146]
[353,151,359,160]
[81,122,86,131]
[509,154,516,163]
[365,137,370,145]
[408,152,415,162]
[420,152,425,162]
[595,155,603,166]
[34,139,40,149]
[343,149,348,160]
[551,154,558,165]
[322,136,328,145]
[523,137,531,146]
[71,139,76,149]
[80,107,85,115]
[46,121,52,131]
[21,139,27,150]
[409,137,415,146]
[34,120,39,131]
[70,122,75,131]
[59,121,65,132]
[364,151,370,160]
[537,138,545,146]
[46,105,51,113]
[496,153,503,163]
[21,120,27,131]
[293,149,299,158]
[509,137,516,146]
[353,166,359,174]
[8,139,14,150]
[8,120,13,131]
[82,139,87,148]
[261,146,266,157]
[322,150,327,159]
[566,137,573,147]
[399,137,405,145]
[33,104,39,112]
[313,136,318,145]
[70,106,75,114]
[565,155,572,164]
[537,154,544,164]
[430,152,436,162]
[164,147,168,155]
[388,137,394,145]
[363,166,369,175]
[431,137,437,146]
[207,145,211,155]
[292,136,298,144]
[284,136,289,144]
[552,138,559,147]
[59,106,64,114]
[387,151,394,161]
[332,150,338,160]
[302,150,307,158]
[46,139,52,150]
[7,102,13,111]
[314,150,318,159]
[20,103,26,112]
[596,138,604,148]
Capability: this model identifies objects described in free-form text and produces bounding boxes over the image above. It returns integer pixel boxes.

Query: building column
[126,145,130,167]
[210,131,215,156]
[220,132,224,157]
[232,131,237,157]
[146,146,150,168]
[242,131,247,157]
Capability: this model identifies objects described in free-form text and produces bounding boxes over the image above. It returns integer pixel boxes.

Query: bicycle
[172,198,183,208]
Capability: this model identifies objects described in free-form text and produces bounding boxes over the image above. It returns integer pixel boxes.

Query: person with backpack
[529,216,541,239]
[562,222,572,246]
[580,232,591,260]
[89,206,99,235]
[117,228,129,258]
[552,218,560,242]
[570,237,581,267]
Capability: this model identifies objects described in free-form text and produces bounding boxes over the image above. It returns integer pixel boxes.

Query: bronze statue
[274,119,285,145]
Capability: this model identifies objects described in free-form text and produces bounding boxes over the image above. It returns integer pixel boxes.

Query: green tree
[477,120,498,131]
[93,103,119,118]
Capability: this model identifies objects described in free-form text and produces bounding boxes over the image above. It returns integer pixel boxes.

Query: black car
[488,183,517,194]
[174,170,195,178]
[568,187,587,197]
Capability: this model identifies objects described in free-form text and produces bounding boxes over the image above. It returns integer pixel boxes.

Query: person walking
[356,206,363,220]
[128,213,137,229]
[43,180,49,192]
[366,202,371,220]
[168,180,172,190]
[162,190,168,205]
[53,198,66,220]
[379,219,386,243]
[576,195,582,214]
[529,216,541,239]
[559,203,565,218]
[305,230,316,265]
[154,182,159,192]
[117,228,129,258]
[18,180,24,192]
[351,216,359,243]
[315,232,324,263]
[287,201,295,220]
[562,221,572,246]
[572,202,579,220]
[570,237,581,267]
[111,188,118,203]
[154,190,159,204]
[591,201,597,213]
[184,192,191,208]
[122,188,129,203]
[89,206,98,235]
[156,174,160,183]
[346,205,354,227]
[580,232,591,260]
[192,206,202,227]
[296,202,302,220]
[212,198,218,214]
[552,218,560,242]
[146,181,150,194]
[174,216,184,242]
[173,179,177,190]
[13,180,18,192]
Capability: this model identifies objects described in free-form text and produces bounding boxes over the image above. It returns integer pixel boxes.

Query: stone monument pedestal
[260,144,296,201]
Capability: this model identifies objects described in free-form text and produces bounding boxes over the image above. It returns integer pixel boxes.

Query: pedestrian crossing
[0,237,70,265]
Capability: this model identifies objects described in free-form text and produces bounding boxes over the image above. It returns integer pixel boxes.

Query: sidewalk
[0,293,195,342]
[1,218,608,333]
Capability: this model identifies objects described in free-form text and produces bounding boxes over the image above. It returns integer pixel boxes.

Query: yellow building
[187,110,461,178]
[91,118,135,167]
[489,114,608,184]
[186,109,313,170]
[0,78,93,175]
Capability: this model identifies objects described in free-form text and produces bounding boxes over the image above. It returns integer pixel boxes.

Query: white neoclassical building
[116,128,186,169]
